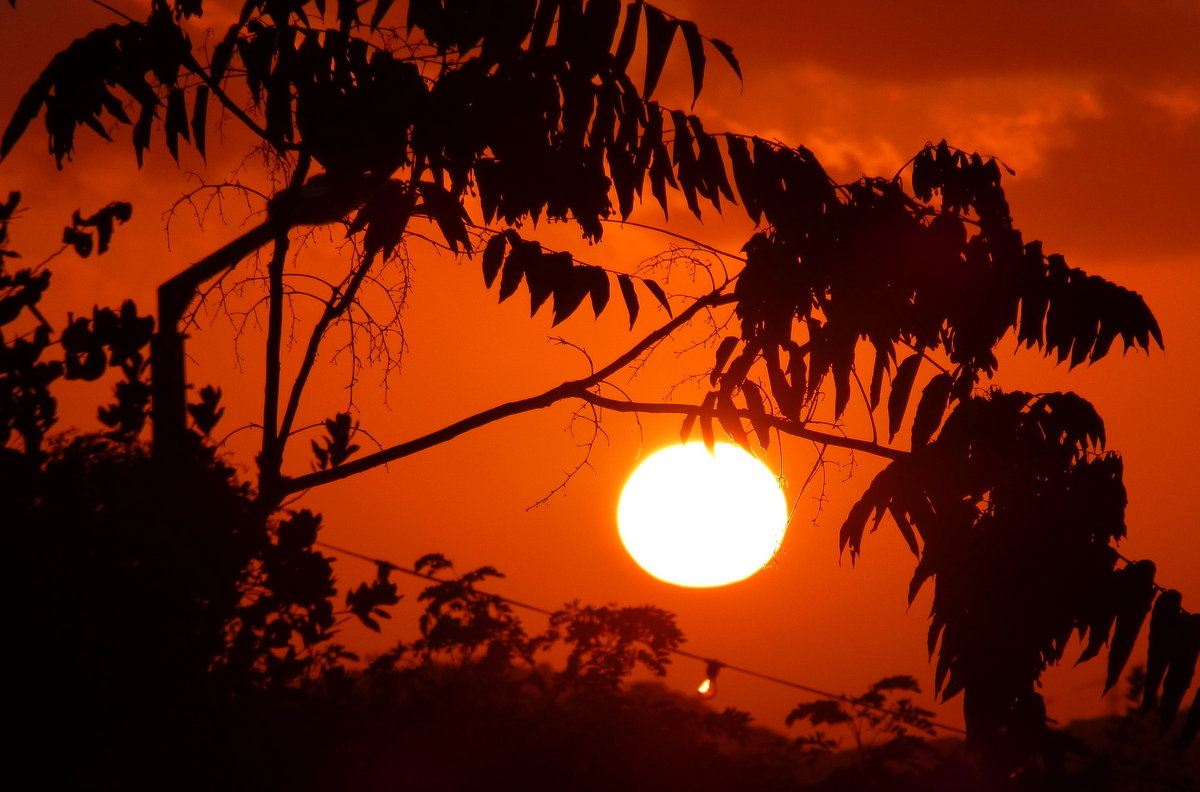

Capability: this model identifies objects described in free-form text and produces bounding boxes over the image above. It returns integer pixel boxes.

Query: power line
[315,539,967,736]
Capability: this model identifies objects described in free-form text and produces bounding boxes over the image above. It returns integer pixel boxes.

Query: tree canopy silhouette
[2,0,1195,785]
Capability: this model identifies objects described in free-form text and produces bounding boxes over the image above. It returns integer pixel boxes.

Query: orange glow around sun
[617,442,789,588]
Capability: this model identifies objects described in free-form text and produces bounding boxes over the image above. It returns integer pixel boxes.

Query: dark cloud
[1006,78,1200,261]
[684,0,1200,83]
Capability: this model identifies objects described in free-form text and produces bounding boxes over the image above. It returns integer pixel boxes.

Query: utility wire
[317,540,1200,789]
[315,539,968,736]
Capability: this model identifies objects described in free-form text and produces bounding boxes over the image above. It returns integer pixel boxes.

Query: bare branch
[279,289,738,495]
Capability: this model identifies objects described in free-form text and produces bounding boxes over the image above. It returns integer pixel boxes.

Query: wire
[315,539,968,736]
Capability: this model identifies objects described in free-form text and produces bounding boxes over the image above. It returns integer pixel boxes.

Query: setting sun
[617,442,789,587]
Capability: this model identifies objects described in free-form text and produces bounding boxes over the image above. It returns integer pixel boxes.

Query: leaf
[830,339,853,420]
[839,498,874,559]
[530,0,561,50]
[498,242,535,302]
[618,273,639,328]
[642,278,672,315]
[887,353,921,442]
[725,134,760,224]
[699,390,716,452]
[680,410,697,444]
[369,0,397,29]
[787,700,851,728]
[1,71,51,160]
[890,507,919,557]
[641,4,676,99]
[582,0,622,62]
[1160,612,1200,728]
[481,233,507,288]
[868,345,887,412]
[1143,589,1184,710]
[670,109,702,217]
[764,347,796,419]
[191,85,209,159]
[717,390,749,450]
[63,227,93,258]
[648,140,674,216]
[187,384,224,435]
[551,265,590,326]
[586,266,610,317]
[416,181,472,253]
[1105,560,1157,693]
[164,86,190,162]
[133,101,154,168]
[741,381,770,449]
[709,38,742,82]
[911,373,953,448]
[524,253,556,316]
[709,336,739,386]
[677,20,705,105]
[691,116,734,205]
[612,0,641,70]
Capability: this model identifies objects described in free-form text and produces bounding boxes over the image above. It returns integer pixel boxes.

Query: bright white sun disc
[617,442,788,587]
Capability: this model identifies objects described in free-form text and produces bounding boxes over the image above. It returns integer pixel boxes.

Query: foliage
[283,557,982,792]
[0,196,351,785]
[1,0,1193,784]
[788,675,936,757]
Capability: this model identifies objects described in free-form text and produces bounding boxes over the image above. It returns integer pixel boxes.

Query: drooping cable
[315,539,967,735]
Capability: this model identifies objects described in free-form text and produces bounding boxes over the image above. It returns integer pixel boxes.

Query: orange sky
[2,0,1199,735]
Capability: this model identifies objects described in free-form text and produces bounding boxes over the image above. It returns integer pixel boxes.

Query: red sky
[2,0,1198,735]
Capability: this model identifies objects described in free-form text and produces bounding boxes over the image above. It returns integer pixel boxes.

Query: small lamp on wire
[697,659,723,699]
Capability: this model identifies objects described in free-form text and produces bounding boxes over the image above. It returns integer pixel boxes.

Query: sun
[617,442,788,587]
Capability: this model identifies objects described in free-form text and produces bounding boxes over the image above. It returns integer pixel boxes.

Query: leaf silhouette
[641,4,676,99]
[717,390,749,450]
[617,273,639,328]
[481,232,507,288]
[725,134,760,224]
[370,0,397,30]
[1104,559,1157,693]
[524,252,556,316]
[187,384,224,435]
[741,380,770,449]
[887,353,921,441]
[585,266,610,317]
[551,266,590,326]
[699,390,716,452]
[709,336,739,386]
[709,38,742,82]
[191,85,208,159]
[612,0,641,70]
[1,71,50,160]
[678,20,705,105]
[680,409,697,444]
[642,278,671,316]
[911,373,953,448]
[498,241,533,302]
[1160,612,1200,728]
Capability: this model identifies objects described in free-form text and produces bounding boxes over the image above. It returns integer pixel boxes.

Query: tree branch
[575,392,904,461]
[152,171,379,462]
[276,247,380,459]
[279,289,738,494]
[260,154,310,489]
[259,231,291,483]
